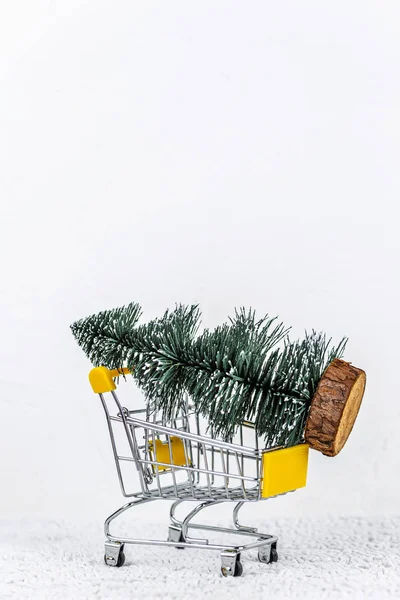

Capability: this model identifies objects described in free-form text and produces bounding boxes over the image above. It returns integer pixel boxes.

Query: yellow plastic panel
[261,444,309,498]
[88,366,130,394]
[149,437,188,471]
[89,367,116,394]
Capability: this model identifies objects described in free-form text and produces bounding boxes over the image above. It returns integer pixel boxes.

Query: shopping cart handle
[89,366,130,394]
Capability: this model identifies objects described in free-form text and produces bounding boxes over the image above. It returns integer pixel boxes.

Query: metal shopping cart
[89,366,309,577]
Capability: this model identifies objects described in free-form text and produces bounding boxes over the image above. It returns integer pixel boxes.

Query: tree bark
[305,359,366,456]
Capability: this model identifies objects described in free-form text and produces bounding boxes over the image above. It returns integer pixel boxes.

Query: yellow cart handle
[89,366,130,394]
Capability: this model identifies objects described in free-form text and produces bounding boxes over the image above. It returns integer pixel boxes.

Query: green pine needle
[70,303,347,448]
[70,302,143,367]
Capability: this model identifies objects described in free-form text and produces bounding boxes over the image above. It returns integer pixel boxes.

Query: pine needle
[71,303,347,448]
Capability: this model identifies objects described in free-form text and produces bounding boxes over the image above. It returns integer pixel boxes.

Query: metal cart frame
[89,366,308,577]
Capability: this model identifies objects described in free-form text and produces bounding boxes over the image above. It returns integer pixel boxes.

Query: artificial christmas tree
[71,302,365,455]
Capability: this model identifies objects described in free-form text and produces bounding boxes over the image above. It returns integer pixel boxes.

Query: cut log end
[305,359,366,457]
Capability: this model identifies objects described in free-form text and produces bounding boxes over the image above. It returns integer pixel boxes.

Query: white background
[1,1,399,523]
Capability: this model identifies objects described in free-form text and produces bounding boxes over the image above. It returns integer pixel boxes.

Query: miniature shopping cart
[89,366,309,577]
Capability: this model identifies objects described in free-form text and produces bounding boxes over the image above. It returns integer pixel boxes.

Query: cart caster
[258,541,278,564]
[220,550,243,577]
[168,525,186,549]
[104,551,125,567]
[270,547,278,563]
[104,541,125,567]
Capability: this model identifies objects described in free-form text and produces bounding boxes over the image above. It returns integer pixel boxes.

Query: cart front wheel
[233,560,243,577]
[270,547,278,563]
[221,554,243,577]
[104,551,125,567]
[258,543,278,564]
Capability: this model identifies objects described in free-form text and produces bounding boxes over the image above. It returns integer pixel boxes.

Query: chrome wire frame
[100,387,279,571]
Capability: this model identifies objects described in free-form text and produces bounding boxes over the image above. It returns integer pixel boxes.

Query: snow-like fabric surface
[1,516,399,599]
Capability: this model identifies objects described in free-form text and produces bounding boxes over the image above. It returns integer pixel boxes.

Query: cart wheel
[221,556,243,577]
[233,560,243,577]
[176,531,186,550]
[168,525,186,549]
[104,551,125,567]
[258,544,278,564]
[270,547,278,563]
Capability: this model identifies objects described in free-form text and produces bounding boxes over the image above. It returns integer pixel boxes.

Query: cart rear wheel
[270,547,278,563]
[233,560,243,577]
[168,525,186,549]
[104,551,125,567]
[258,543,278,564]
[221,556,243,577]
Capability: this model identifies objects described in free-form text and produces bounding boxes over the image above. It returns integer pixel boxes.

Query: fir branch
[254,332,347,446]
[70,302,142,367]
[70,303,347,448]
[124,304,201,420]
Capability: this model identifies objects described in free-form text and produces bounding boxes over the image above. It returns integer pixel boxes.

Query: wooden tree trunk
[305,359,366,456]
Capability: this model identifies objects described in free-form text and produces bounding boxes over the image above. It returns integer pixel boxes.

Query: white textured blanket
[1,516,399,599]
